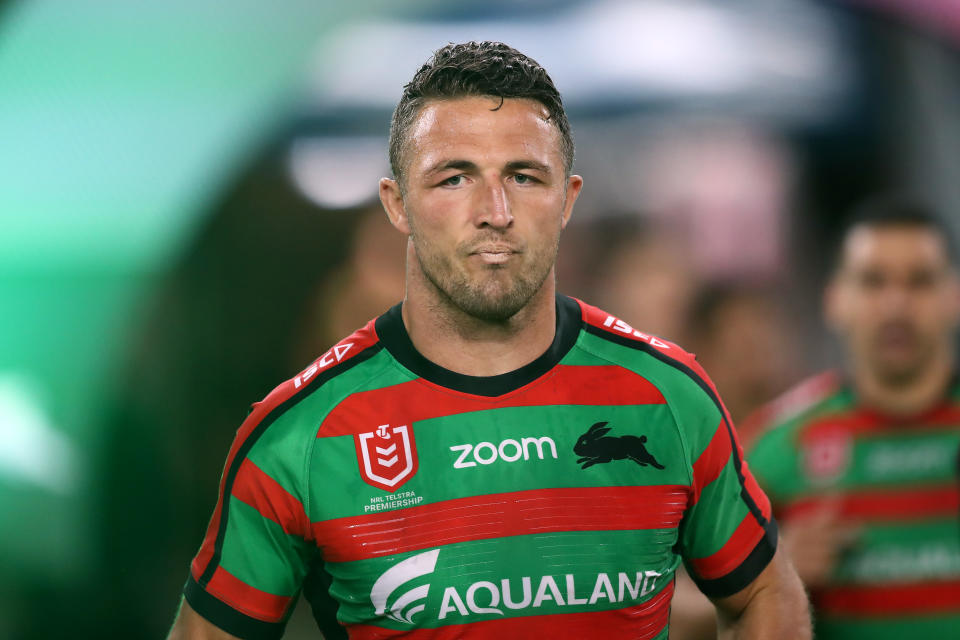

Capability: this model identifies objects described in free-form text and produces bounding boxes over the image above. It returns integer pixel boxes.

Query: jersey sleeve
[667,358,778,599]
[184,380,317,640]
[745,421,797,509]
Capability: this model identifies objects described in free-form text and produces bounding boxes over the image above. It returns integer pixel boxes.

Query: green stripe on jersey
[682,456,751,559]
[574,332,722,464]
[246,349,412,498]
[220,497,313,597]
[324,528,681,629]
[815,613,960,640]
[832,519,960,585]
[308,403,687,522]
[843,431,960,490]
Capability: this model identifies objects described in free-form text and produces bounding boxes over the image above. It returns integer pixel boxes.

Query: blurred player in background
[167,41,809,639]
[749,198,960,638]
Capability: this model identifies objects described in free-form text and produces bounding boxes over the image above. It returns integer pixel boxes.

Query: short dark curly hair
[833,194,957,269]
[389,41,574,185]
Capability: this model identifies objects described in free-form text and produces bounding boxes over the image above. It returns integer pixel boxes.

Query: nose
[880,282,912,315]
[474,180,513,229]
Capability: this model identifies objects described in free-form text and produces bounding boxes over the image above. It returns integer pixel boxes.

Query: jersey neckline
[374,294,582,397]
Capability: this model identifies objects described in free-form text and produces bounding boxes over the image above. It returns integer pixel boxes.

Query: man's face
[381,96,582,322]
[826,225,960,385]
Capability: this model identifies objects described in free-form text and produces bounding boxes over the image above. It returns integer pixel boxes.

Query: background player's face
[826,225,960,385]
[382,96,582,321]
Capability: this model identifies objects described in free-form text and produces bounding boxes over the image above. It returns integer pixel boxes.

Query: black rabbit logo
[574,421,665,470]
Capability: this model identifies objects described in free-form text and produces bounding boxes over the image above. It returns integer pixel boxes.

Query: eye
[441,175,464,187]
[513,173,537,185]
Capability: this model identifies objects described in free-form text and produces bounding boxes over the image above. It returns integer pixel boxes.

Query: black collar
[374,294,582,397]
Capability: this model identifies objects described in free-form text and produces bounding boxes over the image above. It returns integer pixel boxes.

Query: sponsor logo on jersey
[864,440,954,479]
[450,436,558,469]
[574,421,664,470]
[802,430,851,483]
[370,549,662,625]
[294,342,353,388]
[603,315,670,348]
[356,424,419,492]
[370,548,440,624]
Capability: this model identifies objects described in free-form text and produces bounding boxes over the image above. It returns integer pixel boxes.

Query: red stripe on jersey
[780,485,960,522]
[205,566,293,623]
[923,403,960,426]
[741,461,772,519]
[688,511,767,580]
[317,364,665,438]
[816,579,960,616]
[800,403,960,445]
[232,459,311,539]
[345,579,674,639]
[691,420,731,504]
[313,485,690,563]
[192,320,379,579]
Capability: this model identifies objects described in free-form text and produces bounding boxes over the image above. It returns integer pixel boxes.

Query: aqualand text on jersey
[184,295,777,640]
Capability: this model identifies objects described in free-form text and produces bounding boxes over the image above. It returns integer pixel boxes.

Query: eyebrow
[424,159,552,176]
[505,160,551,174]
[425,159,478,176]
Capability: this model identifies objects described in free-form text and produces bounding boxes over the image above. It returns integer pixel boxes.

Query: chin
[872,358,927,386]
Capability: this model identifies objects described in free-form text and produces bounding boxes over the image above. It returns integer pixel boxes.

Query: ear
[380,177,411,235]
[560,175,583,230]
[946,268,960,325]
[823,276,843,332]
[594,426,611,438]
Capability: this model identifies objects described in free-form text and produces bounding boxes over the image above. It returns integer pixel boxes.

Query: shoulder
[573,297,721,408]
[745,371,844,448]
[238,316,387,448]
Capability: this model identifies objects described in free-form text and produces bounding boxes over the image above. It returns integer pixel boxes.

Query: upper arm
[182,383,318,638]
[665,363,778,599]
[168,598,243,640]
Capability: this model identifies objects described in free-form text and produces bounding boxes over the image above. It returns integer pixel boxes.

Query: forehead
[406,96,562,168]
[841,224,951,271]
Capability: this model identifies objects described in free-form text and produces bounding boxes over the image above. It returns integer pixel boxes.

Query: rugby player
[748,199,960,638]
[168,41,809,639]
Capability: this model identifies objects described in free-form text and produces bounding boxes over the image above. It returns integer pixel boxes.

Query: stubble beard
[869,338,938,387]
[862,319,941,387]
[411,229,560,323]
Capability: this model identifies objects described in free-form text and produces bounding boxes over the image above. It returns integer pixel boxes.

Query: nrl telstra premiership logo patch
[355,424,419,492]
[370,548,440,624]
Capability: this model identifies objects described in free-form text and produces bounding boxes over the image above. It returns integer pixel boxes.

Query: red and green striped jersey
[184,295,776,639]
[748,372,960,639]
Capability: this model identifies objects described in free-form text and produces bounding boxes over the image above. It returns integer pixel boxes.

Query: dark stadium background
[0,1,957,638]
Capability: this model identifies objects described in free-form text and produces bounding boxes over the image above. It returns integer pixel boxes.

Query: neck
[852,351,955,417]
[401,260,558,378]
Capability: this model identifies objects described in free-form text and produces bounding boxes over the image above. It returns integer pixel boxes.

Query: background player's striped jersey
[185,295,776,639]
[749,374,960,639]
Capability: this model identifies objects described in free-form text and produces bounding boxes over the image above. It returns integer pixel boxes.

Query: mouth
[873,324,922,357]
[469,246,520,265]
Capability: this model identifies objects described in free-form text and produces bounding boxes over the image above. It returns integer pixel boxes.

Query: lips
[472,249,514,265]
[468,244,521,265]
